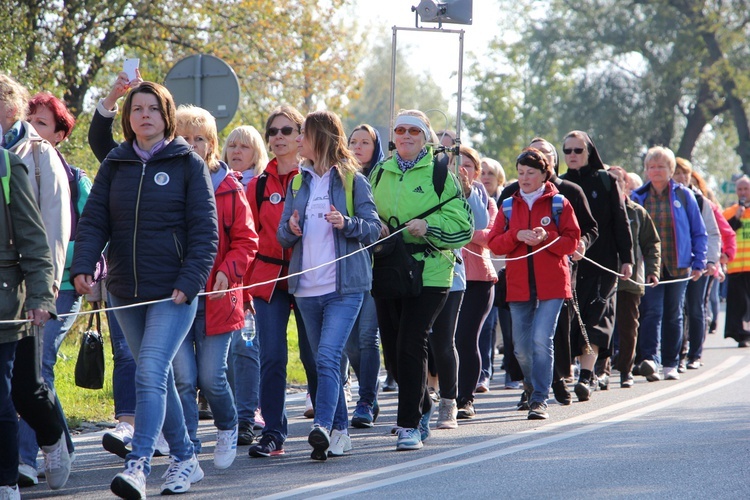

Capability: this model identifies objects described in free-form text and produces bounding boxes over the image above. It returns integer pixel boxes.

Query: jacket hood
[349,127,385,177]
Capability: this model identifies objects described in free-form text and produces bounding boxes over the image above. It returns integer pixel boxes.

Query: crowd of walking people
[0,68,748,500]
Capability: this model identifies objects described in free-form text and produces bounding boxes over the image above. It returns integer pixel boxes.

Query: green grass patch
[55,308,306,427]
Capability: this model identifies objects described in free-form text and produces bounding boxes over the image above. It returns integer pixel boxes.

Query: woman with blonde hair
[171,105,258,469]
[222,125,269,187]
[278,110,380,459]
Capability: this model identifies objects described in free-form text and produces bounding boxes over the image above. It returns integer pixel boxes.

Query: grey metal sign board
[164,54,240,132]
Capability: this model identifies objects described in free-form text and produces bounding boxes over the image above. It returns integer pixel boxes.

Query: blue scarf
[2,121,23,149]
[211,161,229,192]
[396,148,428,173]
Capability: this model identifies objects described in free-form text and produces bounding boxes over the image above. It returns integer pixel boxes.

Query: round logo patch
[592,191,598,199]
[540,216,551,226]
[673,199,682,209]
[154,172,170,186]
[269,192,282,204]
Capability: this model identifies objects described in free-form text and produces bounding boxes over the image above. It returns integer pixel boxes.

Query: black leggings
[455,281,494,403]
[428,290,463,400]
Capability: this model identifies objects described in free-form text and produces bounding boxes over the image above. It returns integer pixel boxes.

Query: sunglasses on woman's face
[563,147,585,155]
[268,126,296,137]
[394,127,423,136]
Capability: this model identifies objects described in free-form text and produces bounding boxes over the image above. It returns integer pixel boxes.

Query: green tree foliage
[1,0,361,171]
[467,0,750,177]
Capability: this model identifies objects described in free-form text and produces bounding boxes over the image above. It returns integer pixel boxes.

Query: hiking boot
[456,400,476,419]
[249,434,284,457]
[103,421,134,459]
[351,401,375,428]
[214,425,238,469]
[436,398,458,429]
[111,457,147,499]
[237,421,255,446]
[41,434,71,490]
[528,401,549,420]
[160,454,203,495]
[308,425,330,461]
[395,428,422,451]
[551,379,572,405]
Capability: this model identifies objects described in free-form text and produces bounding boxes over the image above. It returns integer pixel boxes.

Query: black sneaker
[456,400,476,419]
[383,374,398,392]
[516,390,530,411]
[551,380,572,405]
[574,378,593,402]
[620,372,634,388]
[198,392,213,420]
[237,422,255,446]
[248,434,284,457]
[528,401,549,420]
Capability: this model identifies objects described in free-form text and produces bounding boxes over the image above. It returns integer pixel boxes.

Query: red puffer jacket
[206,171,258,335]
[487,182,580,302]
[243,159,298,303]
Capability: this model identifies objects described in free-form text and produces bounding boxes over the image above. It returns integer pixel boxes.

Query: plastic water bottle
[241,310,256,347]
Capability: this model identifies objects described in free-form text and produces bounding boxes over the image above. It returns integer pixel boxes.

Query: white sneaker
[436,398,458,429]
[111,457,147,499]
[214,425,238,469]
[154,432,170,457]
[41,434,71,490]
[0,484,21,500]
[103,421,134,459]
[17,463,38,486]
[663,366,680,380]
[160,454,203,495]
[327,429,352,457]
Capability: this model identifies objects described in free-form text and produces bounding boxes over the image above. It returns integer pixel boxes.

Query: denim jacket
[277,166,381,295]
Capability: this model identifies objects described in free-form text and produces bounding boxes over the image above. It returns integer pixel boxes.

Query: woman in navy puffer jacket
[72,82,218,499]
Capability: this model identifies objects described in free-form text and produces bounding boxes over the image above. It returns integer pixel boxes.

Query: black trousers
[455,281,494,403]
[428,290,463,400]
[375,287,448,429]
[724,272,750,343]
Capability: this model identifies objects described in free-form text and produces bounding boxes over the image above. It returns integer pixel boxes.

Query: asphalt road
[22,307,750,499]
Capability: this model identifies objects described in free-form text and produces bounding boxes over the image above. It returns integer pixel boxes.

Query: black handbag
[75,306,105,389]
[371,227,425,299]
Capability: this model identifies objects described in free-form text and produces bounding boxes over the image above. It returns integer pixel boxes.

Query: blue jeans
[173,298,236,453]
[344,292,380,405]
[296,292,363,431]
[0,341,18,487]
[109,295,197,475]
[228,325,260,426]
[478,306,498,384]
[254,289,313,443]
[107,292,137,419]
[509,299,564,404]
[685,275,709,361]
[638,280,689,368]
[18,290,80,467]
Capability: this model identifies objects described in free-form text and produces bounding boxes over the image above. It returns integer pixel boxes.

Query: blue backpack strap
[501,197,513,231]
[551,193,565,228]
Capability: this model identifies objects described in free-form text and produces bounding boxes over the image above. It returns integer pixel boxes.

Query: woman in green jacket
[369,109,473,451]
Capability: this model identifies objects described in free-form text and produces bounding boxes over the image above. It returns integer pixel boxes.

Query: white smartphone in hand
[124,58,140,81]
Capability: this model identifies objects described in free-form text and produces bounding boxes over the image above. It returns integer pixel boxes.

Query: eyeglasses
[268,126,296,137]
[563,147,585,155]
[394,127,423,136]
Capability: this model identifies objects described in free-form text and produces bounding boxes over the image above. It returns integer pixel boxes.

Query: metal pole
[455,29,465,171]
[390,26,398,151]
[194,54,202,107]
